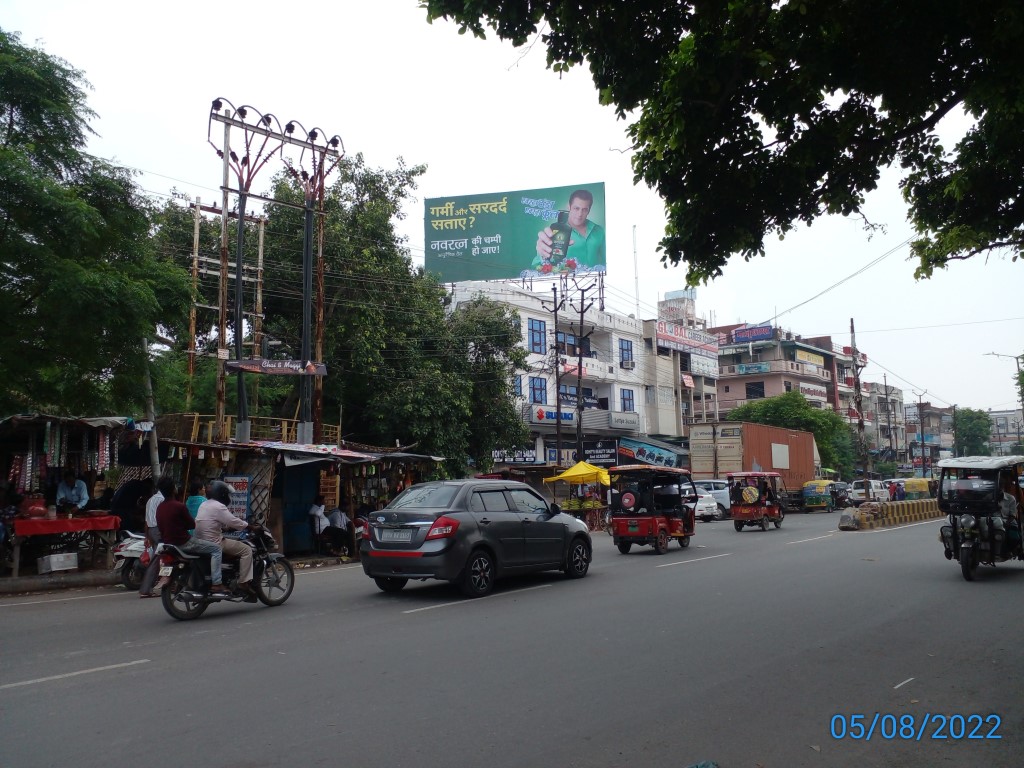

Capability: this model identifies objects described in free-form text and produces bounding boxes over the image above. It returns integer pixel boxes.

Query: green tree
[0,30,190,415]
[421,1,1024,282]
[953,407,993,456]
[725,391,850,471]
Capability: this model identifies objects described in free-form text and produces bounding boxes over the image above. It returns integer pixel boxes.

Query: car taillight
[361,524,370,540]
[425,515,460,540]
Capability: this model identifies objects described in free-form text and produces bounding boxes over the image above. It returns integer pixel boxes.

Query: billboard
[424,183,606,282]
[655,320,720,379]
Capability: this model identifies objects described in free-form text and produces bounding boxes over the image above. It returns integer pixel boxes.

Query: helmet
[206,480,232,506]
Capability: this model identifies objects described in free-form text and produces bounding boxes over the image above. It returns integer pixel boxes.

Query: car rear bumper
[359,541,468,581]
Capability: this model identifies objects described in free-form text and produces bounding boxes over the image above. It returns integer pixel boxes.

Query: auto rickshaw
[937,455,1024,580]
[728,471,787,531]
[608,465,697,554]
[802,480,835,512]
[903,477,930,500]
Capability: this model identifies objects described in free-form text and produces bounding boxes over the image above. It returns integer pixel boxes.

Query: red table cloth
[14,515,119,536]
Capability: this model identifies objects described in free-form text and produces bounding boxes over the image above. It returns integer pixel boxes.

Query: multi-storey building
[710,325,842,418]
[450,282,687,467]
[863,382,906,461]
[904,402,954,476]
[987,408,1024,455]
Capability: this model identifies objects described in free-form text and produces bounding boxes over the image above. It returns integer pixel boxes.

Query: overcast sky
[7,2,1022,413]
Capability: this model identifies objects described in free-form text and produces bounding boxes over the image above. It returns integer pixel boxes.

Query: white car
[694,490,722,522]
[694,479,731,517]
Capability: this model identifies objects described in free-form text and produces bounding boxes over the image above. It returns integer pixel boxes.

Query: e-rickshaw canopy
[543,461,611,486]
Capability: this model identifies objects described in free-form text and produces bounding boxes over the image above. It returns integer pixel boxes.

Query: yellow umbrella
[543,460,611,486]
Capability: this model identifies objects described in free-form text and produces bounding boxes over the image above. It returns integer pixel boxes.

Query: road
[1,513,1021,768]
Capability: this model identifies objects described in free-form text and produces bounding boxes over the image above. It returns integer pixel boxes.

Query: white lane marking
[893,677,915,689]
[0,592,126,608]
[655,553,732,568]
[872,520,942,533]
[787,534,835,545]
[0,659,150,690]
[295,564,364,576]
[402,584,552,614]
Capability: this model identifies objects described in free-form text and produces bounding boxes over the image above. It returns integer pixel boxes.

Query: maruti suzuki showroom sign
[424,183,606,281]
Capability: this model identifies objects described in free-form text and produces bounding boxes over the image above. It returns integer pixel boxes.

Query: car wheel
[734,521,744,532]
[761,516,770,531]
[717,504,727,519]
[564,537,590,579]
[653,529,669,555]
[374,576,408,593]
[617,541,632,554]
[460,549,496,597]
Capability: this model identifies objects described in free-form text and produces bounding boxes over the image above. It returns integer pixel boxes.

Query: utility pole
[913,389,929,477]
[883,373,895,458]
[851,319,872,498]
[208,98,343,446]
[542,285,566,466]
[186,197,201,412]
[571,282,595,461]
[142,338,161,480]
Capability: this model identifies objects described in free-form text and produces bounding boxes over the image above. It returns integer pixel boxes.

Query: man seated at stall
[56,470,91,512]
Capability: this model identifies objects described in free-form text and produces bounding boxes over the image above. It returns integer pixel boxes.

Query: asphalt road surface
[2,512,1022,768]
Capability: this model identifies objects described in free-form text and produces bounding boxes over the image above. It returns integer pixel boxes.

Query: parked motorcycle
[157,528,294,620]
[112,531,146,590]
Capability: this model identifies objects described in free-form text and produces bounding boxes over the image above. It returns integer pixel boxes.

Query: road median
[839,499,942,531]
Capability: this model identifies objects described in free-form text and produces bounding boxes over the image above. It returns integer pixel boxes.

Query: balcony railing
[719,359,832,382]
[156,413,340,445]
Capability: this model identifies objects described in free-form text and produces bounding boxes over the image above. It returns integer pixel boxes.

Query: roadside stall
[543,461,611,531]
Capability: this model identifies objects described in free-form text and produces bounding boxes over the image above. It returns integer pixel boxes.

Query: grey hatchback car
[360,479,592,597]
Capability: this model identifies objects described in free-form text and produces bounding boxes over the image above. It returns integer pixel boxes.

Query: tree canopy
[725,391,853,474]
[421,1,1024,283]
[0,29,190,415]
[953,407,994,457]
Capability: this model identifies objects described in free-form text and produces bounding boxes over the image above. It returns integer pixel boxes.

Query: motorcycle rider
[194,480,261,598]
[154,476,228,595]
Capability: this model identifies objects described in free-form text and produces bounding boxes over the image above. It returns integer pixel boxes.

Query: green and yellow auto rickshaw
[903,477,930,499]
[802,479,835,511]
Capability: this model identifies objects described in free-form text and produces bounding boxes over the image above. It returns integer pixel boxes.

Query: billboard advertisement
[424,183,606,282]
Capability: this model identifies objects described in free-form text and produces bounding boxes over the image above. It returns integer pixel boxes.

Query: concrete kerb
[0,553,356,596]
[838,499,943,531]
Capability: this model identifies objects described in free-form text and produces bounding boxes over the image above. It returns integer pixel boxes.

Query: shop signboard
[732,325,774,343]
[424,182,606,281]
[737,362,771,374]
[492,447,539,464]
[655,321,720,379]
[795,349,825,367]
[799,383,828,401]
[529,406,575,425]
[223,475,251,521]
[608,411,641,430]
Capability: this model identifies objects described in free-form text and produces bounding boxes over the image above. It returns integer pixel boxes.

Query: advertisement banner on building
[618,437,683,468]
[543,439,618,467]
[655,321,720,380]
[492,447,539,464]
[424,183,606,282]
[737,363,771,374]
[223,475,251,521]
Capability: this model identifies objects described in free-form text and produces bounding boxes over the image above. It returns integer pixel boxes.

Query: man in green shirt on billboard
[534,188,606,272]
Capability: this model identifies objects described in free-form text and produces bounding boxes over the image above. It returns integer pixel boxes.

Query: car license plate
[380,529,412,542]
[158,566,173,576]
[628,520,639,531]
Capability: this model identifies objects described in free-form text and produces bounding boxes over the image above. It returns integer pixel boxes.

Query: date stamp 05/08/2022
[830,713,1002,742]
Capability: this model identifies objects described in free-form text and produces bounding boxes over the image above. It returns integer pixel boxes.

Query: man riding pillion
[154,476,228,595]
[194,480,262,598]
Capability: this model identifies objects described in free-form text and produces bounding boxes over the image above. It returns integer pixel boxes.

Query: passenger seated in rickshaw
[654,485,681,516]
[762,483,776,506]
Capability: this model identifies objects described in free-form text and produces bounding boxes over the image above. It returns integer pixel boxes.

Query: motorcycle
[157,528,294,620]
[112,531,147,590]
[937,456,1024,581]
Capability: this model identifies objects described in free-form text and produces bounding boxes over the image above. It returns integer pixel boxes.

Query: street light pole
[985,351,1024,414]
